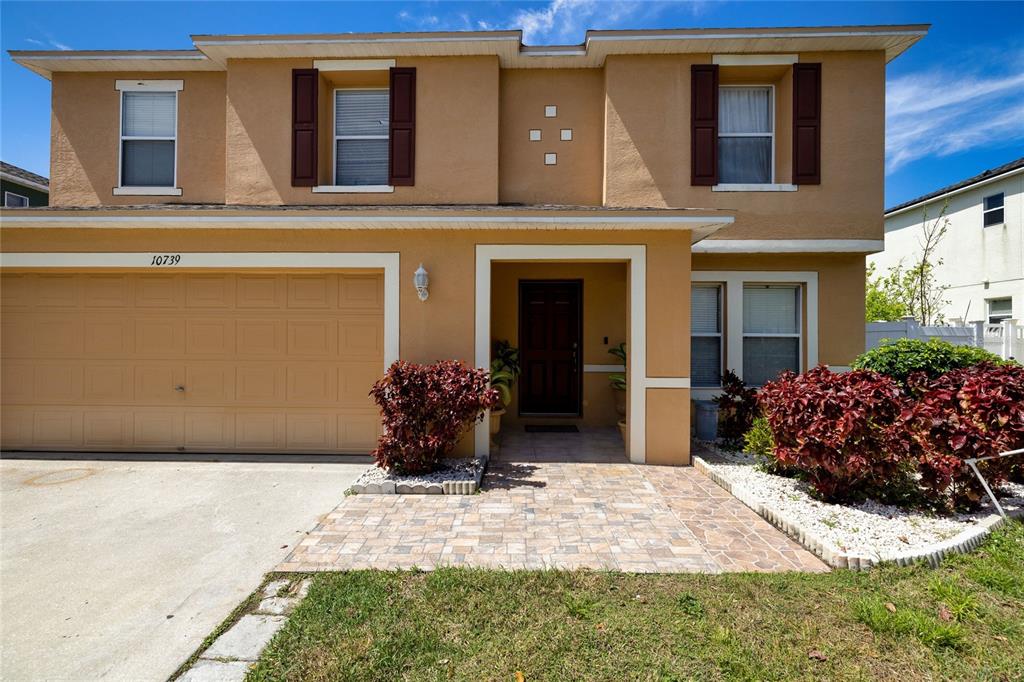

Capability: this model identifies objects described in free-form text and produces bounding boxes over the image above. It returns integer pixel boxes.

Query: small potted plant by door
[608,342,628,448]
[489,340,521,446]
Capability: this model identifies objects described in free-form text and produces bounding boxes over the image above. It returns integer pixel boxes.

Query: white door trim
[475,244,653,463]
[0,251,401,370]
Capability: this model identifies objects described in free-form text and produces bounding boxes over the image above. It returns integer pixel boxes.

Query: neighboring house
[1,161,49,207]
[0,25,925,465]
[874,157,1024,325]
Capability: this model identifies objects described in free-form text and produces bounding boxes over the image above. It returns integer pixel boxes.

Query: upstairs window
[120,91,177,187]
[691,284,723,387]
[988,297,1012,324]
[334,89,389,186]
[4,191,29,208]
[719,86,773,184]
[983,193,1004,227]
[742,284,800,386]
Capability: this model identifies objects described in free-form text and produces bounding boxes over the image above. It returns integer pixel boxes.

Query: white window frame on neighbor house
[691,271,818,398]
[4,191,29,207]
[712,84,794,192]
[114,80,182,196]
[690,283,724,388]
[319,86,394,194]
[983,192,1004,227]
[988,297,1013,324]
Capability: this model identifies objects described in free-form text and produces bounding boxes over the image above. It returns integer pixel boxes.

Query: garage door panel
[133,409,184,448]
[33,364,84,403]
[33,410,82,448]
[84,275,132,308]
[236,320,285,357]
[136,318,186,357]
[287,365,338,404]
[184,410,236,449]
[83,410,132,448]
[186,319,236,356]
[236,412,285,449]
[186,275,236,308]
[35,318,85,356]
[287,320,337,357]
[84,317,135,356]
[339,275,384,310]
[2,272,383,454]
[286,413,336,450]
[135,275,185,308]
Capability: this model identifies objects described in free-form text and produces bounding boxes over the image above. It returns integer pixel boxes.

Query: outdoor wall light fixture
[414,264,430,301]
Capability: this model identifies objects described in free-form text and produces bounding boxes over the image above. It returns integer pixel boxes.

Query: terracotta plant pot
[617,418,628,449]
[489,408,506,447]
[613,388,627,417]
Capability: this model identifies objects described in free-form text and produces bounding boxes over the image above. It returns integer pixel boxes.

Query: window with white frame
[120,91,177,187]
[719,86,773,184]
[691,284,723,387]
[334,89,389,186]
[4,191,29,207]
[988,297,1012,324]
[983,193,1004,227]
[742,284,800,386]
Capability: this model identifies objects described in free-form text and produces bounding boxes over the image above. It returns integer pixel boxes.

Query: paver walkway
[279,428,827,573]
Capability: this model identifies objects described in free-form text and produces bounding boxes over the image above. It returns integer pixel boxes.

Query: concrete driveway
[0,457,365,681]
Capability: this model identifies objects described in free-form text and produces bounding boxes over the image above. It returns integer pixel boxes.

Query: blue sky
[1,1,1022,207]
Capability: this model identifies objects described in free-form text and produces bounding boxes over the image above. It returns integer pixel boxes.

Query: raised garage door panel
[1,272,384,454]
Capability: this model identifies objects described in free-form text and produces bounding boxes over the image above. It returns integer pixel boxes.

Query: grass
[245,522,1024,681]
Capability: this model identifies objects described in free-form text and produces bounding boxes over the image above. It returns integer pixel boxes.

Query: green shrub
[743,416,777,468]
[852,338,1007,386]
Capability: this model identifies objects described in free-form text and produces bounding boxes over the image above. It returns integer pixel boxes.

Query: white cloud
[886,66,1024,173]
[26,34,72,50]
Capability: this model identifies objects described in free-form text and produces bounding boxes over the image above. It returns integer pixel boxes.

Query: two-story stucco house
[874,157,1024,325]
[0,25,926,465]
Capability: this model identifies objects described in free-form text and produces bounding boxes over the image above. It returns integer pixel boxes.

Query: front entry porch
[493,425,628,464]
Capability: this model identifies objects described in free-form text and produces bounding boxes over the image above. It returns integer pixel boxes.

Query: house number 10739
[150,254,181,266]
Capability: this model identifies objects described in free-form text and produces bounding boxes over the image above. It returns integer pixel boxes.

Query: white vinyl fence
[866,316,1022,361]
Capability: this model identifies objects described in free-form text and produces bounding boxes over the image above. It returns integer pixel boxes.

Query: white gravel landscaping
[348,456,486,495]
[694,444,1024,568]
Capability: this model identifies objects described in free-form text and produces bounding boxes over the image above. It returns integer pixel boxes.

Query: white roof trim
[713,54,798,66]
[0,214,732,226]
[586,28,927,44]
[313,59,395,71]
[0,171,49,193]
[193,36,517,47]
[884,165,1024,218]
[693,239,884,254]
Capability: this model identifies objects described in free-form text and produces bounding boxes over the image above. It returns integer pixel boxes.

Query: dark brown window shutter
[389,67,416,186]
[792,63,821,185]
[691,64,719,186]
[291,68,318,187]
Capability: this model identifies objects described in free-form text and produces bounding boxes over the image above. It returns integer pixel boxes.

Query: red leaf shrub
[712,370,759,450]
[895,362,1024,510]
[369,360,501,474]
[758,366,911,502]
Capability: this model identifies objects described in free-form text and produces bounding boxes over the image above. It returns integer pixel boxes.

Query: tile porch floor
[278,427,827,573]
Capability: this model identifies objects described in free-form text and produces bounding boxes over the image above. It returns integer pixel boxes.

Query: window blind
[743,337,799,386]
[335,90,389,137]
[691,285,721,333]
[743,285,798,334]
[335,90,389,185]
[122,92,176,138]
[335,139,389,186]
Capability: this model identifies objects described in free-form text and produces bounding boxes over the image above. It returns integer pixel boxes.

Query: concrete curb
[693,455,1022,570]
[348,453,488,496]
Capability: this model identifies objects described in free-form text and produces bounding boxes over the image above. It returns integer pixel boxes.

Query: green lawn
[246,522,1024,681]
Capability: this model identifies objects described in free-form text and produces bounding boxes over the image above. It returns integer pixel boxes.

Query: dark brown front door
[519,280,582,416]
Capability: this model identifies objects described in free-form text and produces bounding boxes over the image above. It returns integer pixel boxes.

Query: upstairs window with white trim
[988,297,1012,324]
[983,193,1004,227]
[120,91,177,187]
[691,284,723,387]
[719,86,773,184]
[742,284,800,386]
[334,89,389,186]
[4,191,29,208]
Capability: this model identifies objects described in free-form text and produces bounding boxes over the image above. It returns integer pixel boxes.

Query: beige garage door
[1,271,384,454]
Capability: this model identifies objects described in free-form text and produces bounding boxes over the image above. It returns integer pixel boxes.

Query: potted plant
[489,340,521,444]
[608,342,628,447]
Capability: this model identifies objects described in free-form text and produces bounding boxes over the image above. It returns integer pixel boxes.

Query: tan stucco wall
[692,252,867,367]
[490,261,626,427]
[498,69,604,205]
[225,56,499,205]
[1,225,695,464]
[604,51,886,240]
[49,72,226,206]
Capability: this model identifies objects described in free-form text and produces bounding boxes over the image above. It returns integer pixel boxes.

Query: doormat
[525,425,579,433]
